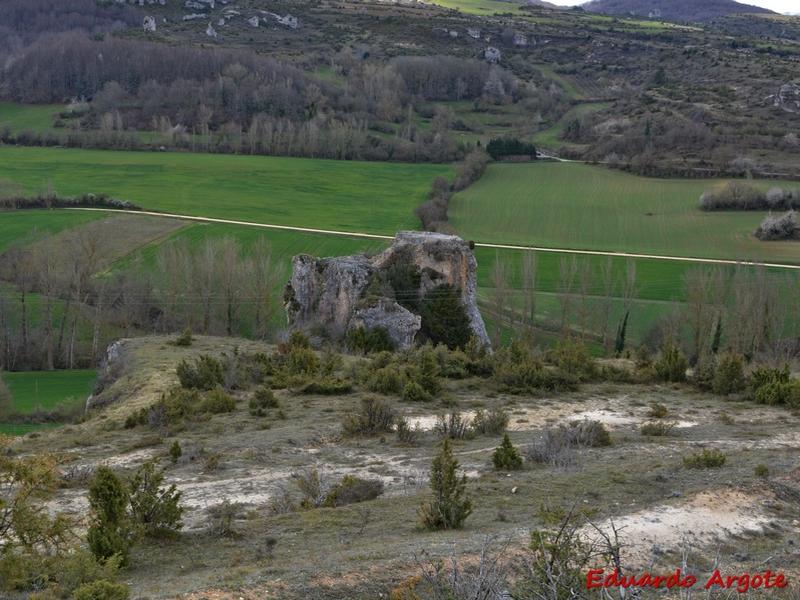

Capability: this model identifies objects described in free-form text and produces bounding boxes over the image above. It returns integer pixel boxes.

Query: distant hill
[582,0,775,22]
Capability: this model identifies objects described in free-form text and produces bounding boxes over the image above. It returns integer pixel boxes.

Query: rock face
[349,298,421,350]
[768,83,800,113]
[284,231,490,349]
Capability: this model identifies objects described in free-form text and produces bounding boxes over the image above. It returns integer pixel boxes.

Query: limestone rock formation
[768,83,800,113]
[349,298,421,350]
[284,231,490,350]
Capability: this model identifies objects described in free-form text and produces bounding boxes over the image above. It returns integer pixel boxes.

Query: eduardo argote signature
[586,568,789,593]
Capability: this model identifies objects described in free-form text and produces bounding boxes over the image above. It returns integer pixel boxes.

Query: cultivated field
[0,369,96,434]
[0,147,452,235]
[449,162,800,263]
[0,209,103,253]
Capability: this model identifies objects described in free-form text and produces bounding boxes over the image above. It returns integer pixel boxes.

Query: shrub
[87,467,133,566]
[419,284,472,350]
[526,419,611,467]
[712,352,746,395]
[698,182,766,211]
[249,386,279,416]
[176,355,224,390]
[754,380,800,408]
[549,338,596,379]
[128,461,183,538]
[402,381,433,403]
[683,449,726,469]
[200,386,236,414]
[286,347,319,375]
[346,326,395,354]
[342,397,395,436]
[419,439,472,530]
[297,378,353,395]
[294,468,330,509]
[568,419,612,447]
[72,580,130,600]
[492,434,523,470]
[640,421,675,436]
[754,464,769,478]
[173,328,193,347]
[207,500,240,537]
[407,347,442,397]
[470,408,509,435]
[169,441,182,464]
[323,475,384,507]
[432,344,469,379]
[493,342,577,394]
[647,402,668,418]
[287,330,311,349]
[747,365,792,404]
[367,366,403,395]
[692,355,717,391]
[654,341,688,382]
[395,417,420,445]
[434,411,472,440]
[486,137,537,160]
[755,211,797,241]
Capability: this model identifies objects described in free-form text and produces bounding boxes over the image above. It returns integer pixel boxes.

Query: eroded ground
[13,336,800,599]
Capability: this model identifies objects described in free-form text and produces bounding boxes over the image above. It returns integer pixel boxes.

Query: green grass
[3,370,96,413]
[534,102,610,150]
[0,423,61,436]
[0,209,104,253]
[451,162,800,264]
[0,102,63,134]
[0,147,452,236]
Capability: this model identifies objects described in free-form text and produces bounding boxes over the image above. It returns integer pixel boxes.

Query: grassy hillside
[450,162,800,263]
[0,146,452,236]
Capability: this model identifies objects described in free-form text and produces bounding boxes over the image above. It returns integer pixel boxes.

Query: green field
[533,102,610,150]
[0,147,452,236]
[0,209,104,253]
[0,102,63,134]
[2,369,96,413]
[450,162,800,264]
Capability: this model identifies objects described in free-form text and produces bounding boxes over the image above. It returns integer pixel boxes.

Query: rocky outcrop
[284,231,490,349]
[349,299,421,350]
[767,83,800,113]
[285,254,374,340]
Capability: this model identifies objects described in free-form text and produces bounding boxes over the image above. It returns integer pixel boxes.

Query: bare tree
[556,256,577,334]
[599,257,616,354]
[520,250,537,342]
[247,238,283,340]
[489,254,510,347]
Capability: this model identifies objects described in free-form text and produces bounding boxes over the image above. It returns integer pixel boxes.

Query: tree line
[0,233,284,372]
[1,31,526,162]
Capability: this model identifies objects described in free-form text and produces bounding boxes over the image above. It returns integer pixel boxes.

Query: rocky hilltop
[284,231,490,349]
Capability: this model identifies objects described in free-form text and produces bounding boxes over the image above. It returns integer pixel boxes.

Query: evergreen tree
[87,467,133,566]
[419,439,472,530]
[711,317,723,355]
[492,433,523,470]
[419,284,472,350]
[614,311,629,356]
[129,461,184,538]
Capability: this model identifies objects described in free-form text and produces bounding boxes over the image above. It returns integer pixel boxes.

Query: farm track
[67,207,800,271]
